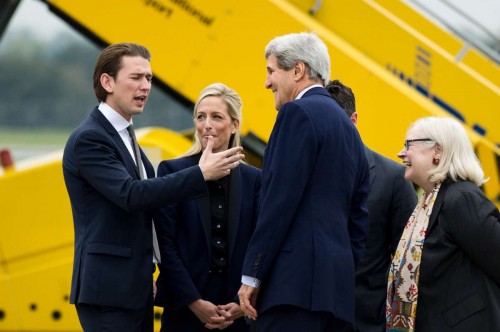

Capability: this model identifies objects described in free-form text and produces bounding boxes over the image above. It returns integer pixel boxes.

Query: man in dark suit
[238,32,371,331]
[326,80,417,332]
[62,43,243,332]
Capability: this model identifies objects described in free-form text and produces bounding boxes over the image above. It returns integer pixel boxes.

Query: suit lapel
[426,180,450,232]
[188,156,211,251]
[91,108,140,179]
[227,166,242,260]
[195,197,212,252]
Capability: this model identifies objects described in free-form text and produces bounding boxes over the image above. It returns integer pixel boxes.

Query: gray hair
[410,117,486,186]
[183,83,242,157]
[265,32,330,85]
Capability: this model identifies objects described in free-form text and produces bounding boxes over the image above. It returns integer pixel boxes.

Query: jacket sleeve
[73,129,207,212]
[440,184,500,284]
[242,103,318,280]
[348,153,370,269]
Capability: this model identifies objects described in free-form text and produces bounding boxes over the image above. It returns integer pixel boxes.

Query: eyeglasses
[404,138,433,151]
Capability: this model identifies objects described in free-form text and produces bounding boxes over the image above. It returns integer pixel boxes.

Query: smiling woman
[387,116,500,332]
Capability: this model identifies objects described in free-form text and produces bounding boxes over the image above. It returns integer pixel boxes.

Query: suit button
[209,270,212,274]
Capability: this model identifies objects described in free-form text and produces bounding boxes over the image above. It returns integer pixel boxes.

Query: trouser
[254,304,346,332]
[76,291,153,332]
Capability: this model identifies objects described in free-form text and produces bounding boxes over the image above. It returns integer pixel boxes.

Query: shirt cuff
[241,275,261,288]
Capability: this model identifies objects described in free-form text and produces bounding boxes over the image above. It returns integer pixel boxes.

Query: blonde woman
[154,83,261,331]
[387,117,500,331]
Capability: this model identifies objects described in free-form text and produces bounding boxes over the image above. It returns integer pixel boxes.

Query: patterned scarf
[386,182,441,331]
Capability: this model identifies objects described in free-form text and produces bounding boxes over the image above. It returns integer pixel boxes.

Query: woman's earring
[433,156,440,165]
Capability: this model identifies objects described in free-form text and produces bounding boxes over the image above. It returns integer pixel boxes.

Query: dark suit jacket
[415,179,500,331]
[352,147,417,332]
[241,87,370,325]
[62,107,208,310]
[154,156,261,312]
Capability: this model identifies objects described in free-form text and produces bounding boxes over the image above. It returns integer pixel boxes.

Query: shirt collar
[296,84,323,100]
[98,102,132,132]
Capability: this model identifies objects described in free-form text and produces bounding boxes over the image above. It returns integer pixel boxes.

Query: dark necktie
[127,125,161,263]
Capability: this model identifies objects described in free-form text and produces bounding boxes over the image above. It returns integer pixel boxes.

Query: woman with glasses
[153,83,261,331]
[386,116,500,332]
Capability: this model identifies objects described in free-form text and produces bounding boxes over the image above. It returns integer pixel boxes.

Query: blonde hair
[183,83,242,157]
[410,117,486,186]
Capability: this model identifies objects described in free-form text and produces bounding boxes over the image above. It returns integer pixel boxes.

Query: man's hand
[199,136,244,181]
[238,284,260,320]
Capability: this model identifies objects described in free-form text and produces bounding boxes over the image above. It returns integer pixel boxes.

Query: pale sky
[5,0,500,45]
[6,0,83,41]
[405,0,500,43]
[411,0,500,31]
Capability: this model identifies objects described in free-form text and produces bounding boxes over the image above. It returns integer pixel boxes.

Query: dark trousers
[76,290,153,332]
[160,273,249,332]
[254,305,346,332]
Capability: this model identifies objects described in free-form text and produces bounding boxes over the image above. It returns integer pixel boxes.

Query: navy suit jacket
[415,179,500,331]
[241,87,370,324]
[62,107,207,309]
[352,147,417,331]
[154,156,261,312]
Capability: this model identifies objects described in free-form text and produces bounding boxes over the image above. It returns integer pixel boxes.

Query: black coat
[415,179,500,331]
[154,156,261,311]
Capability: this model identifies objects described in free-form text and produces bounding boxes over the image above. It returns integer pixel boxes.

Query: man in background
[326,80,417,332]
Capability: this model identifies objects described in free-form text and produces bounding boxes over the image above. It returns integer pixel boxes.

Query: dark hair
[93,43,151,102]
[325,79,356,116]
